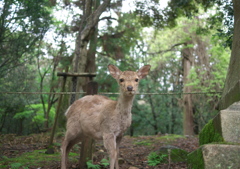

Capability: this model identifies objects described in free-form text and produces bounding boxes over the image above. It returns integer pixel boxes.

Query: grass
[0,149,78,169]
[157,134,186,142]
[134,140,153,146]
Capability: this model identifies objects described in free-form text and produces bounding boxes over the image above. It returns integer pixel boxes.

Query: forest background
[0,0,233,137]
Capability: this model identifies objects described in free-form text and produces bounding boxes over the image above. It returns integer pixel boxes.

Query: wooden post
[46,72,96,155]
[47,75,67,153]
[79,81,98,169]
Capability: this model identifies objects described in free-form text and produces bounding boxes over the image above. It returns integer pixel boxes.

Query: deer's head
[108,64,151,96]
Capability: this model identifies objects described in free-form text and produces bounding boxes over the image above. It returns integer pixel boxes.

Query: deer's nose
[127,86,133,91]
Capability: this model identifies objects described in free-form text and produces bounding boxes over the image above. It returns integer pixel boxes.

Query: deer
[61,64,151,169]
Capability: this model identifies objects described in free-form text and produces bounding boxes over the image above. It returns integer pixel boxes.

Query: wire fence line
[0,91,222,95]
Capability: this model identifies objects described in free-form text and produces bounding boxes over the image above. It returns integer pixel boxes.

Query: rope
[0,91,222,95]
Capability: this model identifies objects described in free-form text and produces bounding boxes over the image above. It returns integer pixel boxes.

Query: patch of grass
[0,149,78,169]
[157,134,186,142]
[10,163,28,169]
[134,140,153,146]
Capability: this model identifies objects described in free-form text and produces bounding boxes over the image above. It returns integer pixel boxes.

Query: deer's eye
[119,78,124,82]
[135,78,139,82]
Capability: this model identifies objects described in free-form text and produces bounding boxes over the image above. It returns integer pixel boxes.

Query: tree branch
[81,0,111,41]
[99,16,117,21]
[147,42,185,55]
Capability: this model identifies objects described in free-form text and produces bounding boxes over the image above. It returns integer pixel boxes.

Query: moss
[0,149,78,168]
[169,148,188,162]
[199,119,224,146]
[187,147,204,169]
[157,134,186,144]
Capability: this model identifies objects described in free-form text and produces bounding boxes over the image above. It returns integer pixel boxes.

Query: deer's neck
[116,93,134,115]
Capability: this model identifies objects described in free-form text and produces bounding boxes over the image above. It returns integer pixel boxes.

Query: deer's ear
[137,65,151,79]
[108,64,122,79]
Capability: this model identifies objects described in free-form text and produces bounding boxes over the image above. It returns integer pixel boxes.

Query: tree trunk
[70,0,110,103]
[182,42,195,135]
[148,94,158,134]
[219,0,240,110]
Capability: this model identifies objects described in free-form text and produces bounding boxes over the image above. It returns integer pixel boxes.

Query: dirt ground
[0,134,198,169]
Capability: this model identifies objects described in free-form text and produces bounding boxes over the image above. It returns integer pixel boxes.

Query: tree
[0,0,53,77]
[134,0,233,135]
[0,0,54,134]
[68,0,110,103]
[0,64,38,134]
[144,15,230,135]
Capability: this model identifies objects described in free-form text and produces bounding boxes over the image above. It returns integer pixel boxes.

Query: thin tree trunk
[182,42,195,135]
[148,94,158,134]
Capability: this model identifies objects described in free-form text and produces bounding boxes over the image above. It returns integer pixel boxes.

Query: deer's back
[66,95,116,116]
[65,95,118,139]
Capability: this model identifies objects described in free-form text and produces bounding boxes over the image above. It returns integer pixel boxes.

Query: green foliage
[13,104,55,134]
[99,13,142,61]
[10,163,24,169]
[148,145,188,167]
[86,159,109,169]
[0,0,57,135]
[143,16,230,134]
[147,152,168,166]
[0,0,53,76]
[100,158,110,167]
[87,160,101,169]
[135,0,233,47]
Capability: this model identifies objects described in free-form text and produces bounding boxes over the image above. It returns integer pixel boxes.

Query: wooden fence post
[47,76,67,153]
[79,81,98,168]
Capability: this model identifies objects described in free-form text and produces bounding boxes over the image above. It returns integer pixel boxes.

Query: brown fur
[61,64,151,169]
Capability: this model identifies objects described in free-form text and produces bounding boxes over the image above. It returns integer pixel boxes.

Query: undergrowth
[147,152,168,166]
[87,159,109,169]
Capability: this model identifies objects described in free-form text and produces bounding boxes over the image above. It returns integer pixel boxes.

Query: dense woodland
[0,0,234,137]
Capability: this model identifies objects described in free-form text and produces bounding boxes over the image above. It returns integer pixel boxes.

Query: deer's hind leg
[61,129,82,169]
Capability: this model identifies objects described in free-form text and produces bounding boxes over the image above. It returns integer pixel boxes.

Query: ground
[0,133,198,169]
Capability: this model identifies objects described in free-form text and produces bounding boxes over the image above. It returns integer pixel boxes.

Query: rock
[199,101,240,145]
[188,144,240,169]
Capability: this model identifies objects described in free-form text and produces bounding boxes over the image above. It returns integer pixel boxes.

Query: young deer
[61,64,151,169]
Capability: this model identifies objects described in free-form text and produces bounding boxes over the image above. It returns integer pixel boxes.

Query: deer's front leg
[103,133,117,169]
[115,136,122,169]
